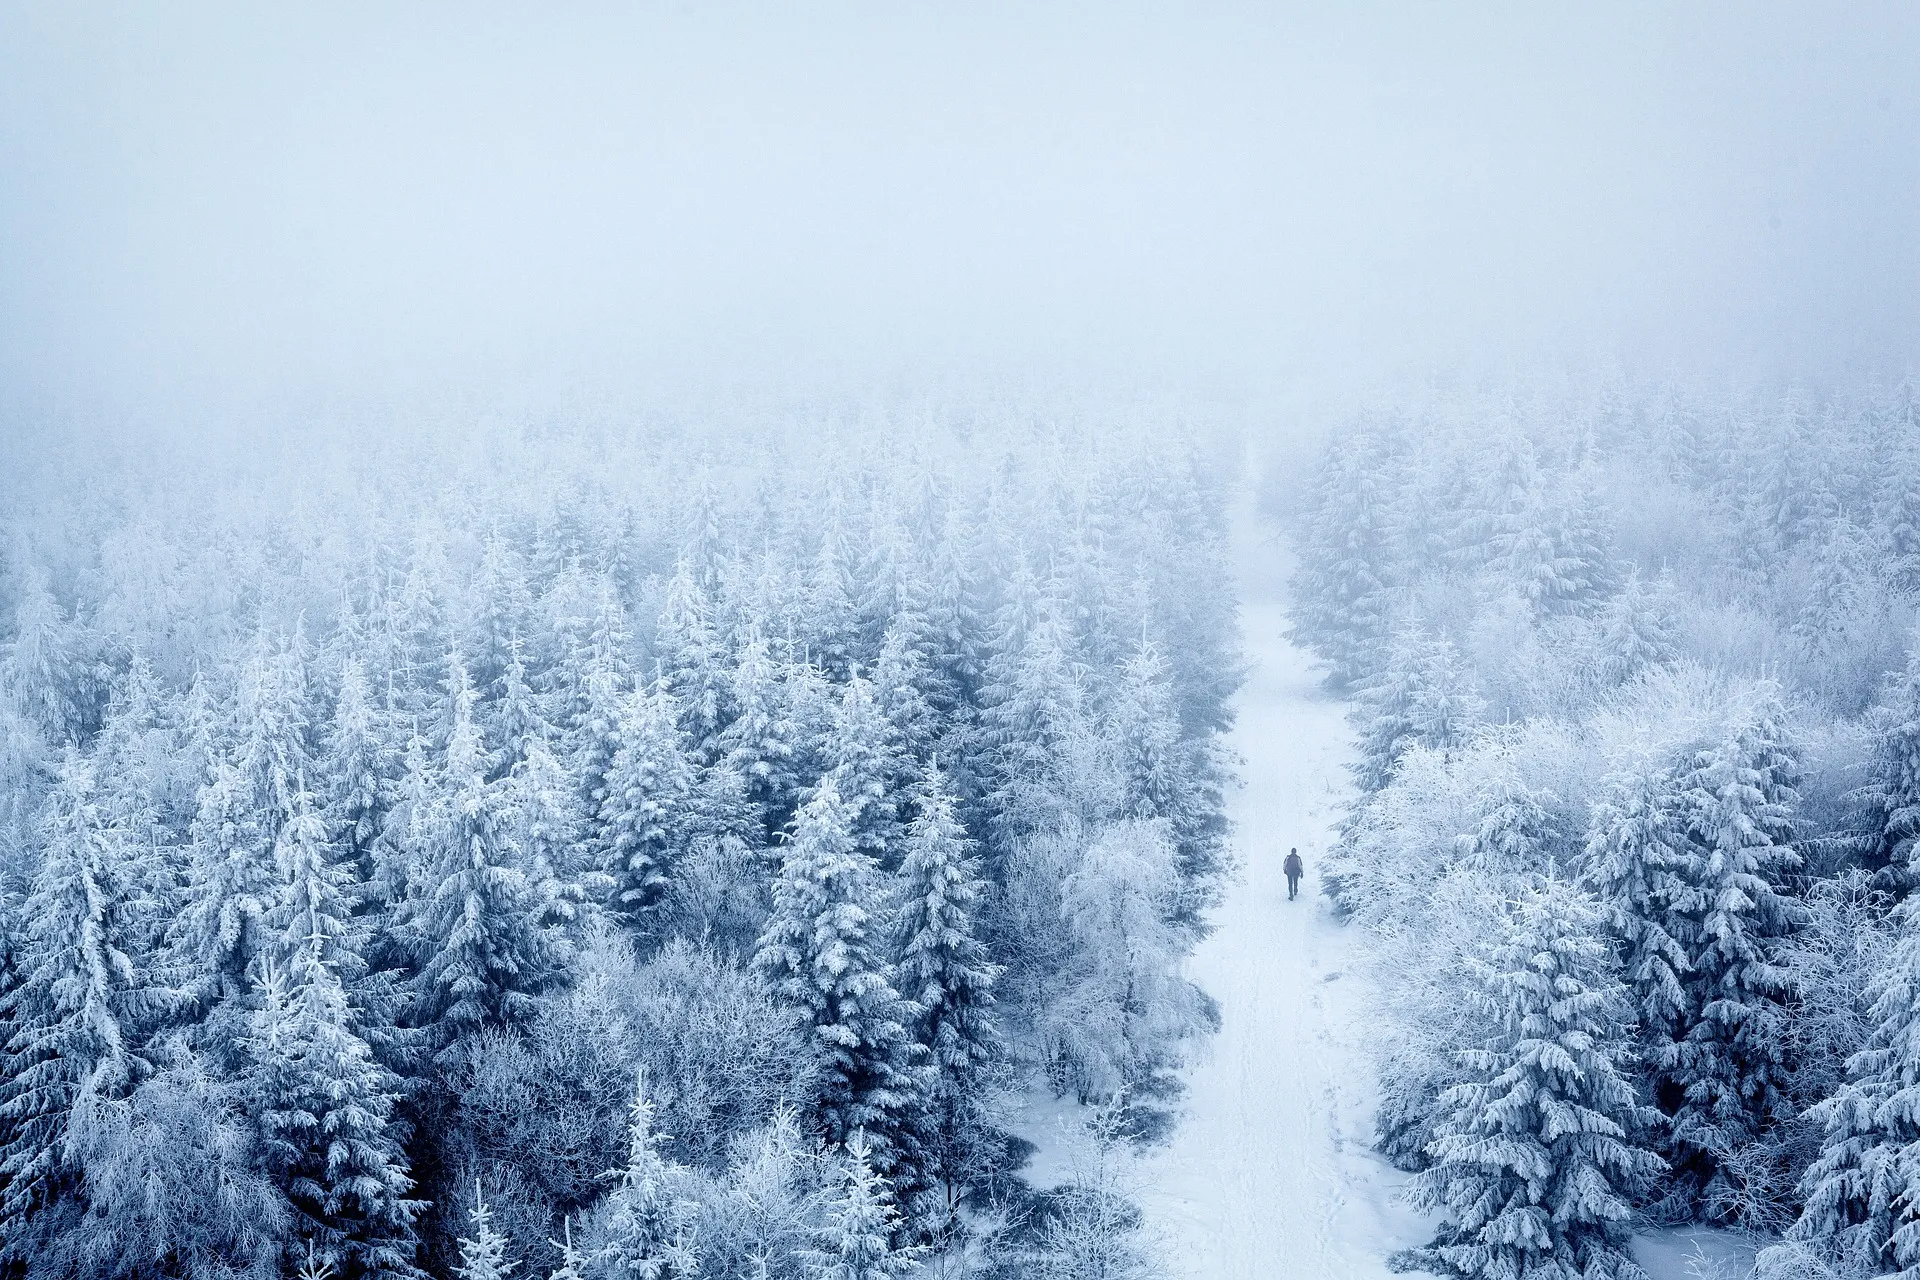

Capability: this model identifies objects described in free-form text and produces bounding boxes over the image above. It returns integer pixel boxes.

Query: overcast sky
[2,2,1915,427]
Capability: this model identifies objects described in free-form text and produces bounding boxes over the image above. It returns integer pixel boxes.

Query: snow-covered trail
[1130,512,1431,1278]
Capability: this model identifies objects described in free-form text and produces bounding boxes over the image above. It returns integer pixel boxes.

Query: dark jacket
[1283,853,1304,878]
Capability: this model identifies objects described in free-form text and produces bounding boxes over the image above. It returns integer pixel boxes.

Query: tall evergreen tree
[452,1182,517,1280]
[754,780,924,1168]
[1349,626,1481,796]
[1783,895,1920,1276]
[892,767,1002,1204]
[1399,879,1663,1280]
[400,677,565,1058]
[1858,647,1920,898]
[1662,702,1803,1194]
[0,756,160,1249]
[244,955,423,1280]
[599,684,693,919]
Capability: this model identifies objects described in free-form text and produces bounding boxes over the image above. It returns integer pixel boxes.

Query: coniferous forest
[0,419,1239,1279]
[1282,382,1920,1279]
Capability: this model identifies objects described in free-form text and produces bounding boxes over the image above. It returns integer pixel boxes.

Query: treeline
[0,413,1239,1279]
[1279,382,1920,1279]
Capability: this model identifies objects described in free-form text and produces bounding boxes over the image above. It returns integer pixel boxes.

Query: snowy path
[1129,529,1431,1278]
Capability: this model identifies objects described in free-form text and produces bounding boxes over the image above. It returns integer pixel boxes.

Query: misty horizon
[4,2,1916,434]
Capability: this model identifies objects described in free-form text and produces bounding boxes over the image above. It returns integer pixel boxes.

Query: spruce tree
[1400,879,1663,1280]
[597,1075,699,1280]
[892,766,1002,1203]
[1783,895,1920,1276]
[1586,759,1693,1064]
[600,683,693,919]
[655,560,731,754]
[401,678,564,1057]
[245,956,424,1280]
[1858,647,1920,898]
[720,633,801,838]
[1662,703,1803,1193]
[0,756,158,1247]
[805,1131,921,1280]
[754,780,923,1168]
[1349,626,1481,796]
[1285,429,1399,690]
[322,656,393,881]
[453,1181,517,1280]
[824,671,898,866]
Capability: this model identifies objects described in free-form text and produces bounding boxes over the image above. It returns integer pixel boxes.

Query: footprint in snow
[1322,971,1342,982]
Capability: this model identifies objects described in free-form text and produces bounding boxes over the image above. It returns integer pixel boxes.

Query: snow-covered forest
[1283,382,1920,1278]
[0,418,1240,1279]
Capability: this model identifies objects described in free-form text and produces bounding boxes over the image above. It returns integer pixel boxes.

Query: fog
[2,2,1916,429]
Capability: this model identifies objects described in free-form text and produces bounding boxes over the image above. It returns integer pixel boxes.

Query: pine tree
[1858,647,1920,898]
[824,671,898,866]
[719,632,801,837]
[1286,429,1400,690]
[322,656,393,881]
[754,780,923,1166]
[599,683,693,918]
[805,1131,921,1280]
[245,955,423,1280]
[597,1075,699,1280]
[1784,895,1920,1276]
[977,600,1086,846]
[1349,626,1481,796]
[0,756,158,1245]
[1662,703,1803,1194]
[656,560,731,755]
[263,779,359,978]
[401,683,564,1057]
[1399,879,1663,1280]
[1,566,98,747]
[547,1218,586,1280]
[454,1181,517,1280]
[892,766,1003,1202]
[489,636,550,778]
[1597,571,1680,686]
[1586,759,1693,1064]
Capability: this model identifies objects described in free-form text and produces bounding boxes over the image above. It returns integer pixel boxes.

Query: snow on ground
[1123,515,1432,1278]
[1117,497,1762,1279]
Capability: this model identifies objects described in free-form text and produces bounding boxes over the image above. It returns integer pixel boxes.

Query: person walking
[1284,848,1304,901]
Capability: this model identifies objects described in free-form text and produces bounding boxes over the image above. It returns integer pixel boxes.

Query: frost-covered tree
[1662,702,1803,1193]
[400,688,565,1057]
[1586,759,1693,1062]
[754,780,924,1167]
[599,684,693,919]
[805,1131,921,1280]
[453,1182,517,1280]
[1779,891,1920,1277]
[655,561,730,754]
[244,956,423,1280]
[1399,879,1663,1280]
[1286,428,1402,690]
[892,766,1002,1203]
[0,756,164,1252]
[322,657,393,879]
[1349,626,1481,796]
[596,1076,698,1280]
[823,671,898,866]
[1857,648,1920,899]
